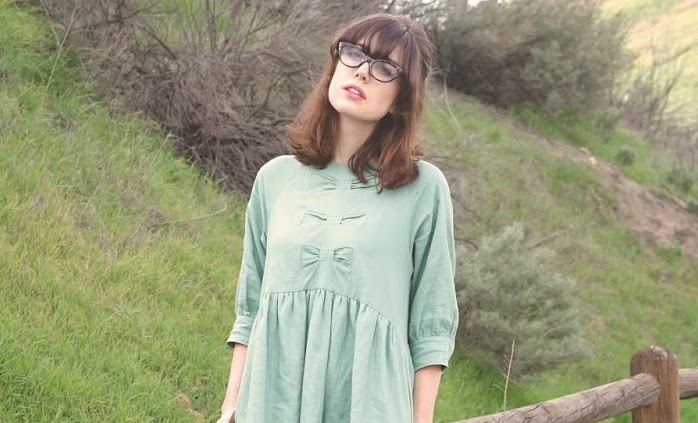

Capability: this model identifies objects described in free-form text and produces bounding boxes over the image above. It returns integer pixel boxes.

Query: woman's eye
[347,49,364,60]
[374,62,396,78]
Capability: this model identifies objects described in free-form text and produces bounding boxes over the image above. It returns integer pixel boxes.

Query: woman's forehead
[355,35,404,64]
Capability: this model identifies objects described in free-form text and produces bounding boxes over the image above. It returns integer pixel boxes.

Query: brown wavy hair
[287,13,434,191]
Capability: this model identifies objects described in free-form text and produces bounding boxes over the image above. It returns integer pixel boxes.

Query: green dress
[227,155,458,423]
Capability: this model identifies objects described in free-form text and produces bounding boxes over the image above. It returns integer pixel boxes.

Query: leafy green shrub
[615,146,636,166]
[429,0,631,111]
[456,222,589,377]
[686,198,698,215]
[666,162,696,194]
[595,107,622,142]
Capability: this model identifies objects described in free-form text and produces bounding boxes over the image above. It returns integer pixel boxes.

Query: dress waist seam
[261,288,407,346]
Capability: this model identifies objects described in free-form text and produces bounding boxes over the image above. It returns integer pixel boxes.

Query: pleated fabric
[235,290,414,423]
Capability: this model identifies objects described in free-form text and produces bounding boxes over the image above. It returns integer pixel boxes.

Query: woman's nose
[354,62,370,81]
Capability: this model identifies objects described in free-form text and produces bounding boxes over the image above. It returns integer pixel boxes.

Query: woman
[218,13,458,423]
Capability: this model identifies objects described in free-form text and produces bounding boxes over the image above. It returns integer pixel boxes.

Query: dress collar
[308,160,379,190]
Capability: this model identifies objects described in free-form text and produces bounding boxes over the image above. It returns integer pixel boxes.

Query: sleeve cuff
[226,315,255,348]
[409,336,454,371]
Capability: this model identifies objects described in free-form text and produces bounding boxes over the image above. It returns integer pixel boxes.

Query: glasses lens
[372,61,399,82]
[340,44,365,67]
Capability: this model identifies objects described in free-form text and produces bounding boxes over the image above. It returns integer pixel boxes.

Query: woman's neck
[333,115,377,164]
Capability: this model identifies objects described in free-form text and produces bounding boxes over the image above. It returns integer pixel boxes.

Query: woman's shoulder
[249,155,305,203]
[407,159,453,221]
[255,154,304,183]
[258,154,301,175]
[413,159,450,191]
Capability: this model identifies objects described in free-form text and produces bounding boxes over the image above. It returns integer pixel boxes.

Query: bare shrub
[39,0,382,193]
[658,121,698,193]
[612,43,696,135]
[611,43,698,184]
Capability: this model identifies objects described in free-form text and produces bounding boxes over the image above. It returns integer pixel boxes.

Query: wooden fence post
[630,345,680,423]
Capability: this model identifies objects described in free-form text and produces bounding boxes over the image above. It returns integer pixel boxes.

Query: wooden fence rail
[452,345,698,423]
[680,368,698,399]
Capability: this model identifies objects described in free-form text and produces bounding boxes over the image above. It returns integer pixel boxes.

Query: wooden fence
[452,345,698,423]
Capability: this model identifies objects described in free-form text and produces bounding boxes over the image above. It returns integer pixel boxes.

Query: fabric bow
[300,244,353,274]
[308,170,377,191]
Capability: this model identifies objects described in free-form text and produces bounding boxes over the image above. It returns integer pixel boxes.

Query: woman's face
[327,41,402,124]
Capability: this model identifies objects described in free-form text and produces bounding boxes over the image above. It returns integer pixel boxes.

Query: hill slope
[1,2,696,423]
[424,90,698,421]
[1,3,244,421]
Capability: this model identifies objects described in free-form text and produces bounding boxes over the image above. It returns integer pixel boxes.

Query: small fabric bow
[300,244,353,274]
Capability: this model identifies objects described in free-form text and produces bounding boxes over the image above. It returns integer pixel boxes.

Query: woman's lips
[343,84,366,99]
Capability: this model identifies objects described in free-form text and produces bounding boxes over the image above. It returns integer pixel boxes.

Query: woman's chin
[331,104,382,124]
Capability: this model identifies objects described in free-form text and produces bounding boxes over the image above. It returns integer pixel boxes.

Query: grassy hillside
[1,2,696,423]
[0,3,244,421]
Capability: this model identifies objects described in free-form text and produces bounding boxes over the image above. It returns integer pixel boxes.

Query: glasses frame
[337,41,404,83]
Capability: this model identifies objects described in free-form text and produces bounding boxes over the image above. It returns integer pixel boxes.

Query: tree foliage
[429,0,632,111]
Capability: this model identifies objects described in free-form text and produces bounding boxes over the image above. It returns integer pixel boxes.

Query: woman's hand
[216,407,236,423]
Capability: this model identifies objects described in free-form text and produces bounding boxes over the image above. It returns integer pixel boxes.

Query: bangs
[334,16,414,73]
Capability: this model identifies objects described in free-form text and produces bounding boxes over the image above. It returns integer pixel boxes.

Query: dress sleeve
[408,170,459,372]
[226,176,267,348]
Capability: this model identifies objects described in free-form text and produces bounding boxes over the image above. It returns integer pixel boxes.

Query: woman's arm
[218,343,248,422]
[412,365,444,423]
[408,166,458,423]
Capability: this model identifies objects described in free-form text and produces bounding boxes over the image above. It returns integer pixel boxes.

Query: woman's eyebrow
[355,41,396,62]
[369,48,393,61]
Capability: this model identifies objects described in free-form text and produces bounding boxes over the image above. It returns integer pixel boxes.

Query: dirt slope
[536,133,698,259]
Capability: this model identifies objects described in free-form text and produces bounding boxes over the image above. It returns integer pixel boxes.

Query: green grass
[1,1,697,422]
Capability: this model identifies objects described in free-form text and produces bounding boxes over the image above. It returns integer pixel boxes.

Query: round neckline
[322,160,356,178]
[316,160,376,184]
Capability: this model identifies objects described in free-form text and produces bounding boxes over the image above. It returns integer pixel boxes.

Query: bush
[686,198,698,215]
[666,162,696,194]
[456,222,589,377]
[615,146,635,166]
[428,0,631,112]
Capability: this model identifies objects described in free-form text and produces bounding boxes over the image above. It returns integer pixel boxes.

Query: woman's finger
[217,408,236,423]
